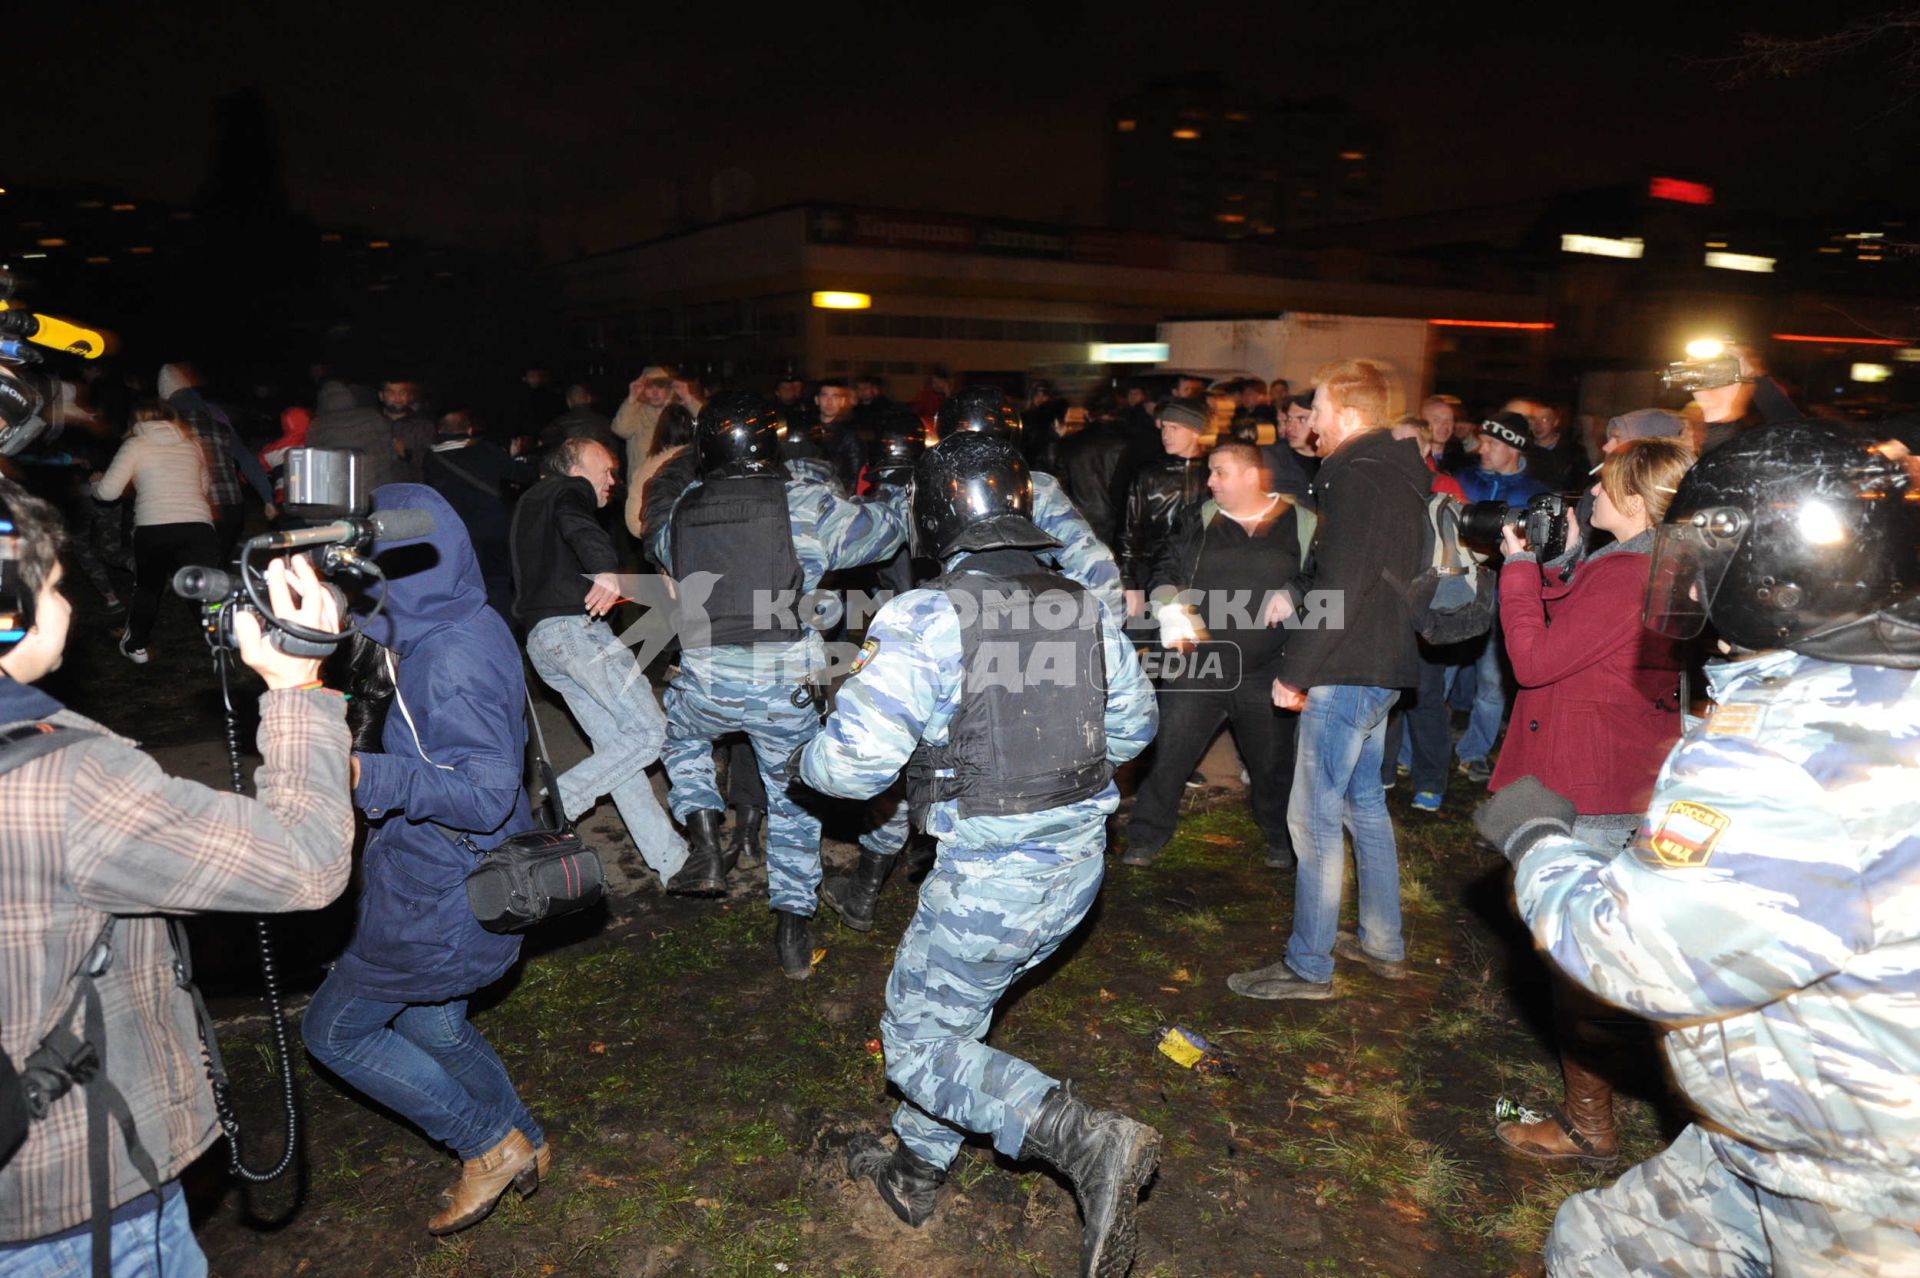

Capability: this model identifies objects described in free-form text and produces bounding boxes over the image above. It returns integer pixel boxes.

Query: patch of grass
[1162,907,1224,937]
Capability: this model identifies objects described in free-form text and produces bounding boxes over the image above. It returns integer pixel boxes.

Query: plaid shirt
[0,687,354,1242]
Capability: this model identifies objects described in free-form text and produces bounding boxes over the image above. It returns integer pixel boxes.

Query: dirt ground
[48,595,1682,1278]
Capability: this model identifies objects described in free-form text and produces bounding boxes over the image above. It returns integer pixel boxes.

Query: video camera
[1659,338,1748,394]
[1459,492,1571,561]
[0,269,111,457]
[171,448,432,656]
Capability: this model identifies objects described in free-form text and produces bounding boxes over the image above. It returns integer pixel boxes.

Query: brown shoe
[427,1130,539,1235]
[1495,1108,1619,1165]
[1496,1052,1618,1166]
[528,1136,551,1182]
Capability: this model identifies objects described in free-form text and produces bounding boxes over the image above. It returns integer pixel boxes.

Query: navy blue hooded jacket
[330,484,534,1001]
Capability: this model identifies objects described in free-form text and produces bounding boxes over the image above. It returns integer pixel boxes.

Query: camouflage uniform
[854,471,1126,861]
[1513,649,1920,1277]
[797,582,1156,1167]
[653,477,907,915]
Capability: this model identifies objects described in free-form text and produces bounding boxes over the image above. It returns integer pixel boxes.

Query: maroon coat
[1490,544,1684,815]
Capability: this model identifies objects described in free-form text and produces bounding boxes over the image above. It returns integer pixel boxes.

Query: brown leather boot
[1496,1052,1619,1166]
[427,1130,539,1235]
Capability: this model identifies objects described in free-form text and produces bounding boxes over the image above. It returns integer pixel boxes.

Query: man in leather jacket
[1120,397,1211,615]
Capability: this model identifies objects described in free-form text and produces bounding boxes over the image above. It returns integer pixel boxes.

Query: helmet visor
[1644,508,1749,639]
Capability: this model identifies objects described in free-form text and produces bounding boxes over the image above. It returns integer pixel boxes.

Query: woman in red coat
[1487,437,1694,1166]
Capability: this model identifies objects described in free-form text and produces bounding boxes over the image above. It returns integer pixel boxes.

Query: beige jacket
[91,420,214,526]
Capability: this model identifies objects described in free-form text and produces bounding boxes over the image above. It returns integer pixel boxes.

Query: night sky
[10,2,1911,258]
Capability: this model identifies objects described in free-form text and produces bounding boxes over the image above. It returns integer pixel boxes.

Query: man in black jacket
[423,409,533,622]
[1123,442,1311,869]
[511,439,687,892]
[1120,397,1211,615]
[1061,396,1159,552]
[1229,360,1429,1002]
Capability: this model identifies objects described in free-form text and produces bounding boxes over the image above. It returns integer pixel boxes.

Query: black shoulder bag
[464,690,608,933]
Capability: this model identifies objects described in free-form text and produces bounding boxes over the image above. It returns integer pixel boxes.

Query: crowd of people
[0,340,1915,1278]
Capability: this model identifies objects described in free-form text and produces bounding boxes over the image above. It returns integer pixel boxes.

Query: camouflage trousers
[662,670,822,915]
[881,849,1104,1169]
[1549,1124,1920,1277]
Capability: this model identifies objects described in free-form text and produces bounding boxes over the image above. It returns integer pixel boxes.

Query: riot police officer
[1475,420,1920,1276]
[651,388,908,978]
[795,431,1160,1278]
[818,385,1127,932]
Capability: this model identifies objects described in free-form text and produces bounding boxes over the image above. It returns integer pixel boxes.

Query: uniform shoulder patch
[848,637,880,675]
[1639,800,1732,869]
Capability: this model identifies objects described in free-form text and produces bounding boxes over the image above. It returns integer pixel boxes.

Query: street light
[812,291,872,310]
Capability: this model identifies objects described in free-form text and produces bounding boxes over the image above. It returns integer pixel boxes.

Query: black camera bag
[463,689,606,933]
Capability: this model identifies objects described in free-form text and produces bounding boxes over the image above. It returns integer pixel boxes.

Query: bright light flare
[812,291,872,310]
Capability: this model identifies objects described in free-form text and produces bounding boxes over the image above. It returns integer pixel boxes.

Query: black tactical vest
[906,549,1112,820]
[669,474,806,646]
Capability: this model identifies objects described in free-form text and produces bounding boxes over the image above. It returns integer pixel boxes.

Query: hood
[279,406,312,439]
[157,363,193,401]
[1330,427,1433,489]
[0,675,65,726]
[130,417,193,443]
[354,484,489,656]
[316,381,358,415]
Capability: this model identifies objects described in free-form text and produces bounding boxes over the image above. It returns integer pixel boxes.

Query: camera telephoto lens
[1457,500,1520,548]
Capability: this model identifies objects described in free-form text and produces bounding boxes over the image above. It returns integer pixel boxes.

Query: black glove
[1472,776,1576,865]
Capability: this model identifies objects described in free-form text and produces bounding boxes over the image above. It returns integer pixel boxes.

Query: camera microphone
[252,507,436,551]
[0,303,110,359]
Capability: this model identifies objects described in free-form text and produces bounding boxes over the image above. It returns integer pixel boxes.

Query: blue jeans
[1457,603,1507,764]
[1284,684,1403,983]
[1,1183,204,1278]
[526,615,687,880]
[302,975,542,1161]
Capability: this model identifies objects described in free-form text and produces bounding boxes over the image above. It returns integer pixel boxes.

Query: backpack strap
[0,722,94,776]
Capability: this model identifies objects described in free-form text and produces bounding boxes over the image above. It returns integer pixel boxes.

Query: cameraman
[0,477,353,1276]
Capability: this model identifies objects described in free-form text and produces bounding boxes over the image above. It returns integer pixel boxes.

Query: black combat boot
[666,811,727,896]
[774,909,813,980]
[902,833,938,880]
[1018,1083,1162,1278]
[846,1133,946,1227]
[819,849,894,932]
[729,805,766,871]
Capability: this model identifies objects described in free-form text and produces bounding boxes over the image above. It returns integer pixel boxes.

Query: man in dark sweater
[511,439,687,890]
[1229,359,1431,1002]
[1123,442,1312,869]
[424,409,533,622]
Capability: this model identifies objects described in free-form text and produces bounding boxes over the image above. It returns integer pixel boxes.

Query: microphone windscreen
[368,507,436,542]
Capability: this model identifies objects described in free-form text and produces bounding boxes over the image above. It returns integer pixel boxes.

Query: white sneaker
[118,633,150,665]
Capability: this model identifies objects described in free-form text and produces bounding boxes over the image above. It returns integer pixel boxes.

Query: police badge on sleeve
[1640,800,1732,869]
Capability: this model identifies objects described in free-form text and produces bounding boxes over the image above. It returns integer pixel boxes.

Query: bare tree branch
[1700,7,1920,87]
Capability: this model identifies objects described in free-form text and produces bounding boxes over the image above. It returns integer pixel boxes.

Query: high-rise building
[1107,74,1384,240]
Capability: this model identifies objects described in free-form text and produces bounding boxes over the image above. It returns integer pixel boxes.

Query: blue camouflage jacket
[651,473,908,683]
[797,566,1157,862]
[1515,648,1920,1217]
[1032,471,1125,621]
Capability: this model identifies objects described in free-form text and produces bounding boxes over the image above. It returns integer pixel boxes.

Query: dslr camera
[1459,492,1571,561]
[172,448,426,656]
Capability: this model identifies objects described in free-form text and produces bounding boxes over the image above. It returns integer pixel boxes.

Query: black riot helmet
[871,405,927,479]
[695,388,784,478]
[934,384,1021,444]
[1645,419,1919,659]
[913,431,1059,559]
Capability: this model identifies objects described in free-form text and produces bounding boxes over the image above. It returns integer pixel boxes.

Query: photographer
[1486,438,1693,1164]
[299,486,549,1237]
[0,478,353,1275]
